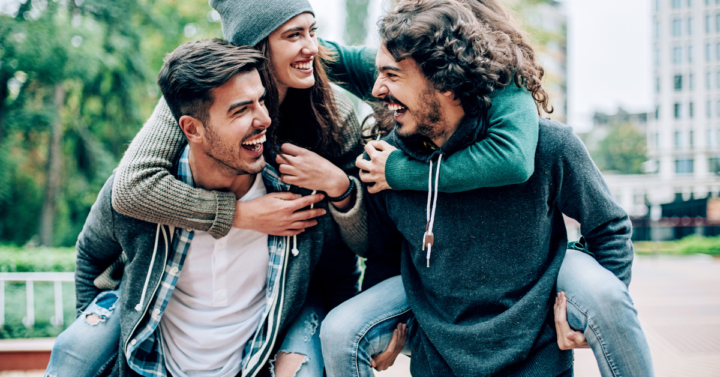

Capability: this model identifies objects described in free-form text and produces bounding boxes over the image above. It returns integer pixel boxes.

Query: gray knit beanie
[209,0,315,47]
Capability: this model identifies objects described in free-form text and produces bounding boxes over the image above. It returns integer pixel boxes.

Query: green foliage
[0,0,222,247]
[0,282,76,339]
[634,235,720,256]
[0,245,76,272]
[591,123,646,174]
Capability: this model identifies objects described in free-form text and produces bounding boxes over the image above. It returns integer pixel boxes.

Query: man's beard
[204,123,262,176]
[397,86,449,142]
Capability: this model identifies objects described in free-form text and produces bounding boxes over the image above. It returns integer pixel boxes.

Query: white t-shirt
[160,174,269,377]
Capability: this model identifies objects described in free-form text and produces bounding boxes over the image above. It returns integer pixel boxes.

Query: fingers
[287,193,325,211]
[555,292,567,323]
[290,208,326,221]
[288,220,318,230]
[356,155,372,171]
[280,143,305,156]
[268,192,301,201]
[364,141,379,158]
[278,163,299,176]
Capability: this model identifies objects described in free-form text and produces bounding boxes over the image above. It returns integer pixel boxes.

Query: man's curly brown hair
[377,0,551,120]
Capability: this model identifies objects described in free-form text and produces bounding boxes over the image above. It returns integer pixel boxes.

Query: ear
[178,115,204,144]
[441,90,455,98]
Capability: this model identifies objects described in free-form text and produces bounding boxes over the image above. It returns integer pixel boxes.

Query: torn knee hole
[271,352,309,377]
[85,314,105,325]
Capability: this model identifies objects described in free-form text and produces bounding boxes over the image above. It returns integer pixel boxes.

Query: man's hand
[371,323,407,371]
[233,192,326,236]
[276,143,349,198]
[356,140,397,194]
[554,292,589,350]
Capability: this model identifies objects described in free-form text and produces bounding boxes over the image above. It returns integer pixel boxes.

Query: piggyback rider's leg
[45,288,122,377]
[320,276,412,377]
[557,248,655,377]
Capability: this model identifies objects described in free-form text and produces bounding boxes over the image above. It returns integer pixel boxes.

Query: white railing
[0,272,75,328]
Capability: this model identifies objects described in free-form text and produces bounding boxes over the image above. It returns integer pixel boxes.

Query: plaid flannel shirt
[126,146,291,377]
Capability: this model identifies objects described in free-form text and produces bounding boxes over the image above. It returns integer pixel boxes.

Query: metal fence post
[0,280,4,327]
[22,280,34,328]
[51,281,63,327]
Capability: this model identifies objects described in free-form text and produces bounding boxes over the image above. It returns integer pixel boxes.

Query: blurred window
[708,129,712,146]
[688,44,694,62]
[674,45,683,63]
[675,103,683,119]
[675,74,684,90]
[690,102,695,118]
[690,73,694,90]
[716,42,720,60]
[690,130,695,146]
[706,14,711,33]
[673,18,682,36]
[675,130,683,147]
[708,101,713,118]
[655,47,660,66]
[655,132,660,147]
[709,157,720,173]
[675,159,694,173]
[717,127,720,145]
[688,17,694,35]
[708,72,712,88]
[655,20,660,38]
[689,0,693,6]
[657,76,661,92]
[673,0,681,8]
[707,43,712,61]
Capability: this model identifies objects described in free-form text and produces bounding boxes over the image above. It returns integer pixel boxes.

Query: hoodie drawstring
[292,190,317,256]
[423,155,442,268]
[135,224,167,312]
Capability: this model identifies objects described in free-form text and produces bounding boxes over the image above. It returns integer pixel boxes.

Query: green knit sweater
[322,40,539,192]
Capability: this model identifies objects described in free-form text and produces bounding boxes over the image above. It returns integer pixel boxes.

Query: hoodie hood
[390,113,488,162]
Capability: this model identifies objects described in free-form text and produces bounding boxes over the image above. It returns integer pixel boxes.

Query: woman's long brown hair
[256,39,345,159]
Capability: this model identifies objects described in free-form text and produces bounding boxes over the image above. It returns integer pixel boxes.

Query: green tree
[591,123,647,174]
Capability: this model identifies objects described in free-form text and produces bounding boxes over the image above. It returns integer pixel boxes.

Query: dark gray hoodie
[361,116,633,377]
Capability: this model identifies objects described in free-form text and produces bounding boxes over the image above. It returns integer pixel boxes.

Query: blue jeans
[46,287,325,377]
[320,249,654,377]
[45,288,122,377]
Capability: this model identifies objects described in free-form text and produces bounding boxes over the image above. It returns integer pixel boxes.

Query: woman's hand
[356,140,397,194]
[276,143,350,197]
[233,192,326,236]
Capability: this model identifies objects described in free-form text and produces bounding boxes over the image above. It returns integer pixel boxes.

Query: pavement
[3,255,719,377]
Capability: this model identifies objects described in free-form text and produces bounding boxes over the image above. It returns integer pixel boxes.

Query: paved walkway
[3,255,719,377]
[376,254,720,377]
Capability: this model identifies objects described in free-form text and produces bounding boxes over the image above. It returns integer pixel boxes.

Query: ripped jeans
[45,288,122,377]
[45,286,326,377]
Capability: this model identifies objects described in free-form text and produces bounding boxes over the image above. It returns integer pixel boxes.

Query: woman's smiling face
[267,13,318,100]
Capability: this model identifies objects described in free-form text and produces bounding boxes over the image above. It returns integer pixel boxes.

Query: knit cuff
[384,149,407,191]
[207,191,237,239]
[328,176,368,256]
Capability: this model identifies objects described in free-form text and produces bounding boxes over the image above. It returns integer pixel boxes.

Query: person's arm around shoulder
[76,175,125,314]
[359,83,539,193]
[112,98,236,239]
[554,125,633,286]
[320,39,378,102]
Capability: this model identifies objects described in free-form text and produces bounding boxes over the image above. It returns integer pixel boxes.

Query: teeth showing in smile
[242,134,266,146]
[387,103,405,111]
[291,61,313,70]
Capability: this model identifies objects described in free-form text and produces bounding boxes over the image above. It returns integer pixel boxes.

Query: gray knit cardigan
[111,89,367,252]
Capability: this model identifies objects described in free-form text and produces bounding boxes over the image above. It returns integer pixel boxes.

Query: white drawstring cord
[135,224,166,311]
[292,190,316,257]
[423,155,442,268]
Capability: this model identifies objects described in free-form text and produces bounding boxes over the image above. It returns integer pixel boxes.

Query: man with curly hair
[320,1,651,376]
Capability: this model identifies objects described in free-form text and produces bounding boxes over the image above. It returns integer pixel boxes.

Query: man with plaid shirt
[46,40,360,377]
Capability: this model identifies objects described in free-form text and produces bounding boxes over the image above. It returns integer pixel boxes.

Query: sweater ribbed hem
[207,191,236,239]
[384,149,413,191]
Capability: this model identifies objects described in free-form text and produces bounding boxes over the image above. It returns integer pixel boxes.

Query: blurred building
[599,0,720,240]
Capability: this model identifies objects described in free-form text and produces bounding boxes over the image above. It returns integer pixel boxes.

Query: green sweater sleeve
[385,84,539,192]
[321,39,378,102]
[320,40,539,192]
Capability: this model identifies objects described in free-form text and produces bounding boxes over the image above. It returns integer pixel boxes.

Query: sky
[1,0,653,132]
